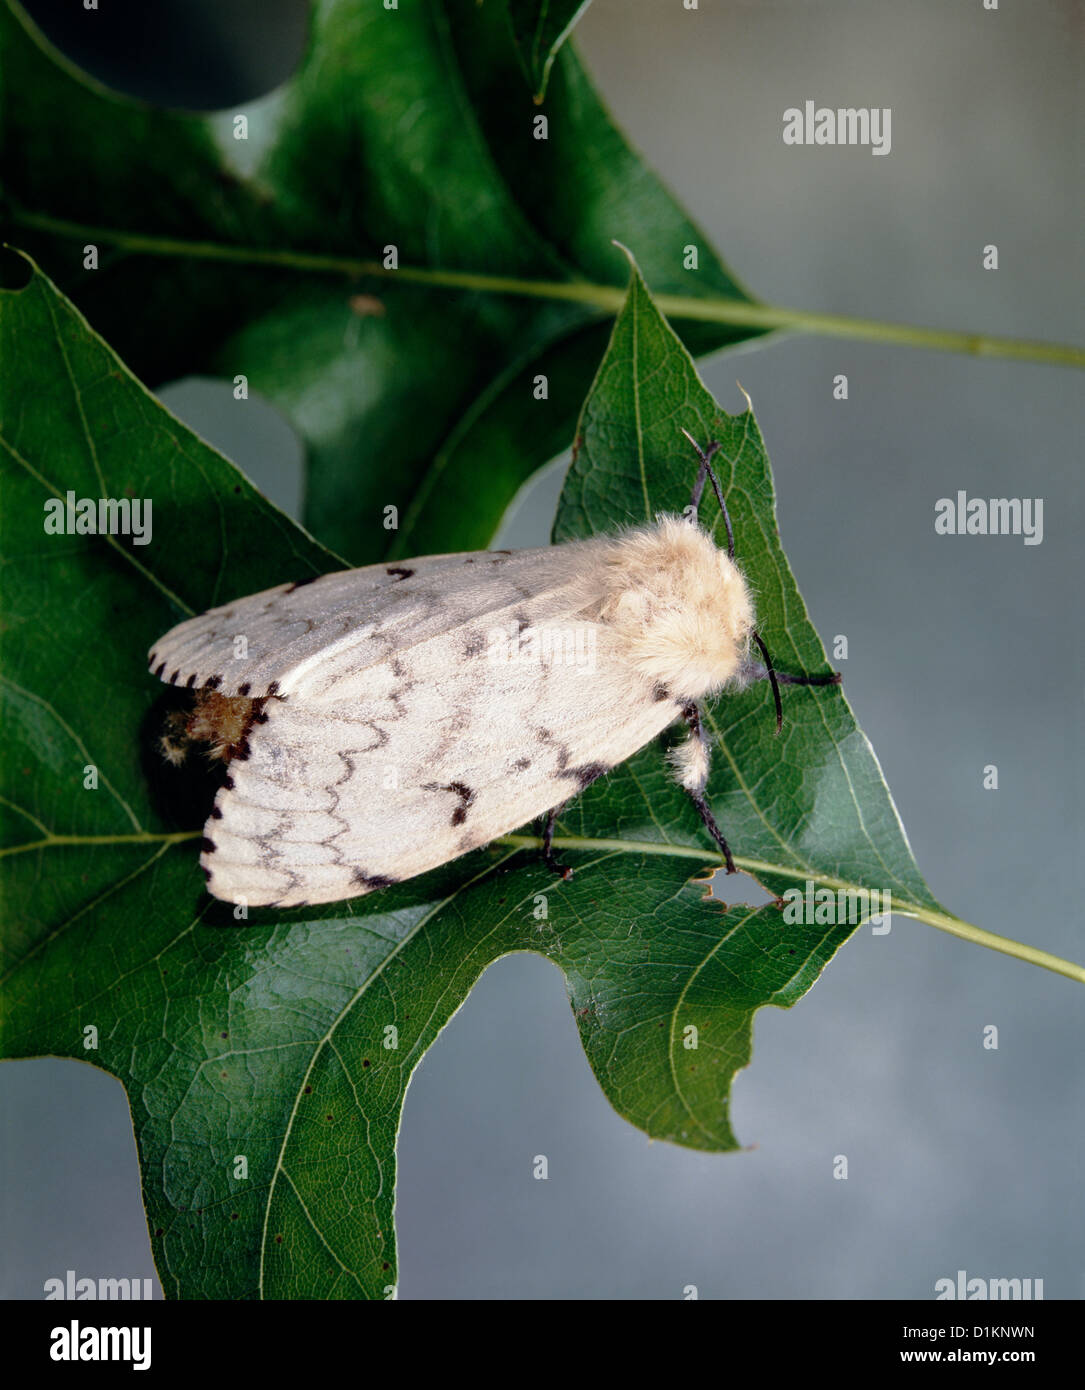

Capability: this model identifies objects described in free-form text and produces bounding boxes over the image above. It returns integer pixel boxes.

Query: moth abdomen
[156,688,275,767]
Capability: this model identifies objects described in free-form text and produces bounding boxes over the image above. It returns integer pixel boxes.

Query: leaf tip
[610,239,640,279]
[0,244,36,292]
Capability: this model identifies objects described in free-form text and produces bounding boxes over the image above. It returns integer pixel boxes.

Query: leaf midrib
[0,820,945,921]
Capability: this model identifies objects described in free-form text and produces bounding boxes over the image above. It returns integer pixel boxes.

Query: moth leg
[542,801,574,881]
[540,764,609,881]
[671,701,737,874]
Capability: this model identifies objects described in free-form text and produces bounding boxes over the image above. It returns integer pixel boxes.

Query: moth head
[600,516,755,701]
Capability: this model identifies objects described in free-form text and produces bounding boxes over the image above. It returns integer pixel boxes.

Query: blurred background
[2,0,1081,1299]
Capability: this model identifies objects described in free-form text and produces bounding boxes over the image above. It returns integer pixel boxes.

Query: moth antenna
[751,631,784,734]
[680,428,719,514]
[742,661,843,688]
[680,428,735,560]
[770,669,842,687]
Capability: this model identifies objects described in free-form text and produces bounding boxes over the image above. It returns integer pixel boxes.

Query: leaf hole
[156,377,305,520]
[18,0,309,112]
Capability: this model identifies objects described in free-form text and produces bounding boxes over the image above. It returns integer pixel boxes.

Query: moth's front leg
[539,763,609,881]
[541,801,574,881]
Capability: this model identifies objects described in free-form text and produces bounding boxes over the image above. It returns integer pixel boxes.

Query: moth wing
[201,562,683,906]
[149,547,588,699]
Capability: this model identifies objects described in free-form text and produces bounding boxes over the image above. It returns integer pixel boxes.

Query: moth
[149,434,839,908]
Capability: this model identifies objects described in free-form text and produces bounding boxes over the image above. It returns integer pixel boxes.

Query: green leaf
[0,258,945,1300]
[502,0,594,102]
[553,253,941,912]
[0,0,762,567]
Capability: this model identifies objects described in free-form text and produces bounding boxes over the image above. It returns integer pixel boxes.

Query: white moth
[149,435,838,908]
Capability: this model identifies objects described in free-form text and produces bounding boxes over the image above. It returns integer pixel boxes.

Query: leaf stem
[499,834,1085,985]
[8,210,1084,369]
[10,822,1078,983]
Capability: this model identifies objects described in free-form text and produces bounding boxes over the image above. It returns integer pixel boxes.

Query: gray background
[2,0,1080,1299]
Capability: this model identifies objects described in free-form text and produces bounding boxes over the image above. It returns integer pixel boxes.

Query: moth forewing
[198,634,681,906]
[149,539,685,905]
[150,451,837,907]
